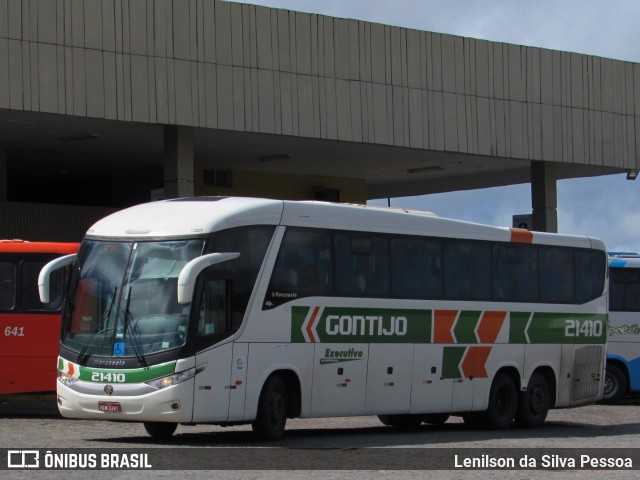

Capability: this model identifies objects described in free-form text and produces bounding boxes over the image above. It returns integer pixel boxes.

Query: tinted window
[197,279,229,337]
[610,267,640,311]
[207,226,275,329]
[575,251,606,304]
[391,237,442,298]
[539,247,575,303]
[0,261,16,310]
[493,244,538,301]
[269,229,333,298]
[263,227,605,308]
[443,241,491,300]
[334,233,389,297]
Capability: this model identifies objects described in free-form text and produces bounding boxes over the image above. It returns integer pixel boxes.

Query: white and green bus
[39,197,608,439]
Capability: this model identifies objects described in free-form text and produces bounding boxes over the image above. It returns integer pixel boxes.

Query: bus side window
[443,240,491,300]
[492,244,538,302]
[574,250,606,304]
[611,268,640,311]
[197,278,229,336]
[0,261,16,310]
[391,237,442,299]
[539,246,574,303]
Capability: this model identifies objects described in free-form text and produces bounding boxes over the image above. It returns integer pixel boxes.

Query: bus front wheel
[252,374,288,440]
[602,364,627,404]
[143,422,177,439]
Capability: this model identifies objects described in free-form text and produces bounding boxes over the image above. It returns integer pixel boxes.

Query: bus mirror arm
[38,254,77,303]
[177,252,240,304]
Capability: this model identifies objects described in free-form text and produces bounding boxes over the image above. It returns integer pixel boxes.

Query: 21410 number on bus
[564,319,604,338]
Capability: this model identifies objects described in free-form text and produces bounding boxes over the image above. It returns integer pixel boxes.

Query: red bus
[0,240,79,403]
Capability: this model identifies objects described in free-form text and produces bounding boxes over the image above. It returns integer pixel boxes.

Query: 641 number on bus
[4,326,25,337]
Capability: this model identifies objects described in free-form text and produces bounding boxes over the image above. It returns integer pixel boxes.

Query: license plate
[98,401,122,412]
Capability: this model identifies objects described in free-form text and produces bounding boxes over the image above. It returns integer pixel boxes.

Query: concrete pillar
[163,125,195,199]
[530,161,558,233]
[0,146,7,201]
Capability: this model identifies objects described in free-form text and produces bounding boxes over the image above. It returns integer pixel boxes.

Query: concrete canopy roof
[0,107,620,201]
[0,0,635,204]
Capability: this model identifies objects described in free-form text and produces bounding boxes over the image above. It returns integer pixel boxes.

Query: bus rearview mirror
[177,252,240,304]
[38,254,77,303]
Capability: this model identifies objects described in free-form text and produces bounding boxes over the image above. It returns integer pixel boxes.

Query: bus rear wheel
[481,373,517,429]
[252,374,288,440]
[602,364,627,404]
[143,422,177,439]
[515,372,550,428]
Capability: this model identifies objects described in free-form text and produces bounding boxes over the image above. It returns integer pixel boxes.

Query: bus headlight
[57,370,78,386]
[146,367,197,390]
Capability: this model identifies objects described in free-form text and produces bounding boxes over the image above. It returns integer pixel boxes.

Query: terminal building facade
[0,0,638,240]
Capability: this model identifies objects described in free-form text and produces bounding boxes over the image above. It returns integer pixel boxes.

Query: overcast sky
[231,0,640,252]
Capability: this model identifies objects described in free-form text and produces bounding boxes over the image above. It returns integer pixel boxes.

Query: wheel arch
[494,365,522,391]
[249,367,302,420]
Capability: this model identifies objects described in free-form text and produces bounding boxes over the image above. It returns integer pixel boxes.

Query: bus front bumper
[56,378,194,423]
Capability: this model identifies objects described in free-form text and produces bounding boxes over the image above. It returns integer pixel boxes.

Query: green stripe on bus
[453,311,481,344]
[77,361,177,383]
[291,307,605,345]
[291,306,311,343]
[527,313,607,344]
[509,312,531,343]
[292,307,432,343]
[442,347,466,379]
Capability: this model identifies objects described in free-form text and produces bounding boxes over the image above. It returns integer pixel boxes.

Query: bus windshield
[62,239,204,360]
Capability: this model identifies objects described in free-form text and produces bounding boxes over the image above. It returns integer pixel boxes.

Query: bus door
[191,276,234,423]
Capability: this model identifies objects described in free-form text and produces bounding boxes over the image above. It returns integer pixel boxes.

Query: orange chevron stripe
[67,362,75,377]
[461,346,492,378]
[434,310,457,343]
[477,311,506,343]
[306,306,320,343]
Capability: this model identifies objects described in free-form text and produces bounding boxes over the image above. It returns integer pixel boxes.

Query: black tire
[252,375,288,440]
[143,422,177,439]
[481,373,518,429]
[515,372,550,428]
[376,414,425,429]
[423,413,450,425]
[602,363,628,404]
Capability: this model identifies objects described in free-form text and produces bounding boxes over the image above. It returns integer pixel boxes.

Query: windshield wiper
[77,286,117,365]
[122,287,148,367]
